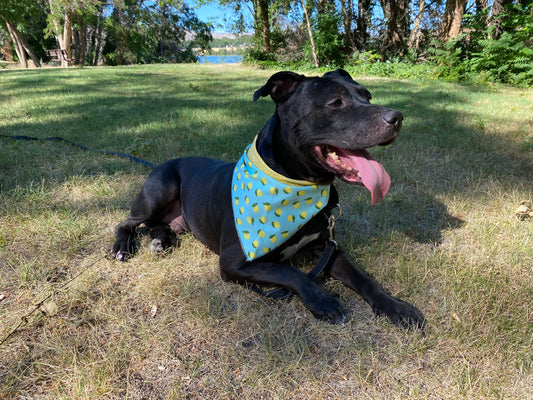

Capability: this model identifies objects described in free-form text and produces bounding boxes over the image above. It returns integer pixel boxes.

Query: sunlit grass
[0,64,531,399]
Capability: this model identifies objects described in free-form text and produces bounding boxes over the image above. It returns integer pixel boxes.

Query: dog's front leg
[219,246,346,324]
[328,250,425,328]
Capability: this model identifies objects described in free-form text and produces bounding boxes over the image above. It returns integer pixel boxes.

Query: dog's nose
[382,110,403,127]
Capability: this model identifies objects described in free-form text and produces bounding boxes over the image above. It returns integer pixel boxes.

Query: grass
[0,64,532,399]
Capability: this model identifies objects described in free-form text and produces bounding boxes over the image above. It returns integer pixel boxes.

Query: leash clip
[327,203,342,249]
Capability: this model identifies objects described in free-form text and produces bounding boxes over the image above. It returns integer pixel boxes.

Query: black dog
[112,69,424,328]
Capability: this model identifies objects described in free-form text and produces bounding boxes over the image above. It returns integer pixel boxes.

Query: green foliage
[305,12,346,67]
[430,3,533,86]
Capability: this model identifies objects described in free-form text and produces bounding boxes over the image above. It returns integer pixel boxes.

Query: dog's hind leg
[112,162,182,261]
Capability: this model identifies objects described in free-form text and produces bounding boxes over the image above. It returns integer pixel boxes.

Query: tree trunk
[76,14,87,65]
[258,0,270,53]
[442,0,468,40]
[3,18,41,68]
[355,0,372,49]
[4,19,27,68]
[408,0,425,51]
[63,10,73,66]
[339,0,355,52]
[490,0,513,39]
[300,0,319,67]
[93,6,104,65]
[380,0,409,59]
[48,0,73,66]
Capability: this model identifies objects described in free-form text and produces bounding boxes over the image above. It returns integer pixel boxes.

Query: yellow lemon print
[293,201,300,209]
[297,190,305,196]
[270,235,277,243]
[275,208,283,217]
[261,177,267,185]
[236,218,242,225]
[284,187,292,194]
[287,215,295,222]
[272,221,281,228]
[300,211,307,219]
[252,240,259,248]
[257,230,266,238]
[255,189,263,197]
[263,202,272,211]
[243,231,250,239]
[259,216,267,224]
[281,199,290,206]
[270,187,278,195]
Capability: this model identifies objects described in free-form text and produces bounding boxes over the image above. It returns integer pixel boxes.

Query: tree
[490,0,514,39]
[300,0,318,67]
[0,0,43,67]
[46,0,103,66]
[379,0,409,58]
[102,0,212,65]
[441,0,468,40]
[407,0,425,51]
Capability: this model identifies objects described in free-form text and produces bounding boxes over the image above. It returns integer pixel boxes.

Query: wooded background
[0,0,532,85]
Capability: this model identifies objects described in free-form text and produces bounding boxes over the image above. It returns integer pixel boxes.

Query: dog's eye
[327,99,344,108]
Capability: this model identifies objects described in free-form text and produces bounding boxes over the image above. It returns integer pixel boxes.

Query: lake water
[198,55,242,64]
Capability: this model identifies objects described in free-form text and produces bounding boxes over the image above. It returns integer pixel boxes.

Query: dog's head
[254,69,402,205]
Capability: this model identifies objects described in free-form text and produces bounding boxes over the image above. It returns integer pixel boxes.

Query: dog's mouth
[311,145,391,205]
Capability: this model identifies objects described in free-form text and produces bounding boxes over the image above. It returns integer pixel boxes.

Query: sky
[194,3,234,33]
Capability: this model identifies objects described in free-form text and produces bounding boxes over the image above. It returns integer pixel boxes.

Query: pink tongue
[342,149,391,205]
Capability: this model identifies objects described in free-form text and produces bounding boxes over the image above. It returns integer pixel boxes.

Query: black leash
[249,205,342,300]
[1,134,157,168]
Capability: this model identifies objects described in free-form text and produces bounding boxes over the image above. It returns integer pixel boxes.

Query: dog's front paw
[111,238,137,262]
[372,295,425,329]
[303,290,346,324]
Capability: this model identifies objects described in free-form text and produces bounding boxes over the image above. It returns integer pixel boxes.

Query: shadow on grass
[1,66,530,245]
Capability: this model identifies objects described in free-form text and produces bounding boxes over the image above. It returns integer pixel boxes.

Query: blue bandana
[232,137,330,260]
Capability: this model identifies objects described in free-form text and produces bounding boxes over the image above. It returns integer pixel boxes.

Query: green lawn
[1,64,532,399]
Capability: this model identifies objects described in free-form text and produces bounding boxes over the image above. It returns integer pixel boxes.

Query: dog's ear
[322,69,372,101]
[253,71,306,104]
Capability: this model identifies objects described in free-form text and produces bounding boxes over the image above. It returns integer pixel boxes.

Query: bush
[429,3,533,86]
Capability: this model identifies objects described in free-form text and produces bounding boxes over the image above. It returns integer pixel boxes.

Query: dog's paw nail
[115,251,126,262]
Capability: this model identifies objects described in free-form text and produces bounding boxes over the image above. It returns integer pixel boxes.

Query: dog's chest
[280,232,321,260]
